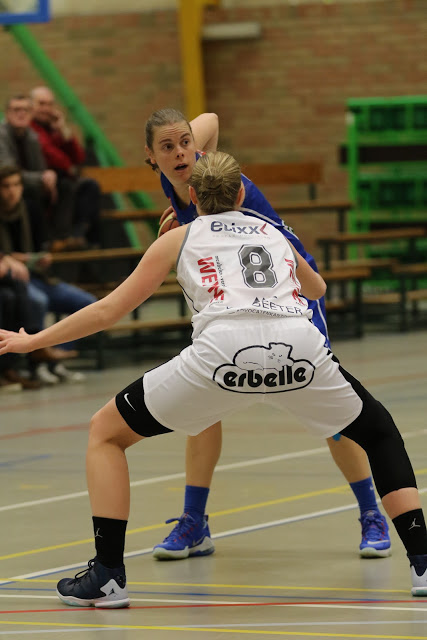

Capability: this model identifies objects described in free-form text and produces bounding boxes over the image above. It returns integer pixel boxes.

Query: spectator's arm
[34,125,74,173]
[0,131,45,188]
[33,122,85,172]
[1,255,30,282]
[55,134,85,166]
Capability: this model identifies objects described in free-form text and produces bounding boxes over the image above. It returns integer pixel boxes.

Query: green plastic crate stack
[344,96,427,295]
[346,96,427,265]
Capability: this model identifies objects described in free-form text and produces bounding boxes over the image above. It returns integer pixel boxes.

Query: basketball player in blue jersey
[1,151,426,608]
[144,108,390,560]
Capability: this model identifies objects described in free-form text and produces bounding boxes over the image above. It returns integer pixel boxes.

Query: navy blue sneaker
[153,514,215,560]
[409,554,427,596]
[56,559,129,608]
[359,510,391,558]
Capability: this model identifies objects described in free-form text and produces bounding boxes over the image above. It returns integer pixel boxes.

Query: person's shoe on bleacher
[0,375,22,392]
[3,369,41,390]
[51,362,86,383]
[33,362,60,385]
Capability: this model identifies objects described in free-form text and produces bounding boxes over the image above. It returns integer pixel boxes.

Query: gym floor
[1,328,427,639]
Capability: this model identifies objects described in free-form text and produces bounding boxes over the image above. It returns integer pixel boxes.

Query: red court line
[0,424,88,441]
[0,599,416,614]
[2,390,116,414]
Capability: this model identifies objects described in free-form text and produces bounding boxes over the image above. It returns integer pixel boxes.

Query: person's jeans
[74,177,101,244]
[0,275,35,372]
[28,277,96,350]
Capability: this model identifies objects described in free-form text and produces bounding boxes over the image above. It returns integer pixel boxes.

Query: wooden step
[318,226,426,246]
[51,247,143,264]
[364,289,427,305]
[392,263,427,276]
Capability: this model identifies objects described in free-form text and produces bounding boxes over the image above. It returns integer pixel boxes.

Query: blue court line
[0,455,51,469]
[0,631,116,635]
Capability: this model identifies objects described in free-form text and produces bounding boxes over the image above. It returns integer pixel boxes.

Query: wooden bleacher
[317,227,427,270]
[57,162,400,367]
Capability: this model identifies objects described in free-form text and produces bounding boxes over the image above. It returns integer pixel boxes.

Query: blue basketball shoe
[359,510,391,558]
[409,554,427,596]
[56,558,129,608]
[153,513,215,560]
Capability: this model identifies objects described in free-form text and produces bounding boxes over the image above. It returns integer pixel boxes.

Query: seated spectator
[0,94,76,252]
[31,87,101,248]
[0,165,96,383]
[0,253,42,390]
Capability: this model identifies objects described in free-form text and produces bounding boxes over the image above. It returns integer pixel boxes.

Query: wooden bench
[62,163,365,366]
[84,162,322,199]
[51,246,143,264]
[317,227,426,270]
[83,164,352,238]
[85,265,371,368]
[361,262,427,331]
[322,266,372,338]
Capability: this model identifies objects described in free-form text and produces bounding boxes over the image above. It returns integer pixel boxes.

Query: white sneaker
[409,554,427,596]
[52,363,86,383]
[35,363,60,385]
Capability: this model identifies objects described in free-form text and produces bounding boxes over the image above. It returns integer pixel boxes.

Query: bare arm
[0,226,188,355]
[295,250,327,300]
[190,113,219,152]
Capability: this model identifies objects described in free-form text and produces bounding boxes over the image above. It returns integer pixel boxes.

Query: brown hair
[5,94,31,111]
[189,151,241,215]
[0,165,22,183]
[144,108,192,171]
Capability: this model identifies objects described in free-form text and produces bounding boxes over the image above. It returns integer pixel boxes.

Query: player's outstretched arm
[190,113,219,152]
[0,227,187,356]
[295,251,327,301]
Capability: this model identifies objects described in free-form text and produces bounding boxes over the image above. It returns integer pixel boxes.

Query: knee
[88,404,134,451]
[88,408,108,447]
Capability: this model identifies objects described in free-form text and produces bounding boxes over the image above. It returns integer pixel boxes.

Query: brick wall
[0,0,425,255]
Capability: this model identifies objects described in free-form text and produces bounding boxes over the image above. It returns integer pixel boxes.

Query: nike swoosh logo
[124,393,136,411]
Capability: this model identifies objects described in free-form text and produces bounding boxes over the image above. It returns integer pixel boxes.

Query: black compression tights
[338,365,416,499]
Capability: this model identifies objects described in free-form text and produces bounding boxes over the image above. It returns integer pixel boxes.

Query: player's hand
[159,206,176,226]
[0,327,33,355]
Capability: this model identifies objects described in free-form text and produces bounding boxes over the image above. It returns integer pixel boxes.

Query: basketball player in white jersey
[146,108,390,560]
[1,151,426,608]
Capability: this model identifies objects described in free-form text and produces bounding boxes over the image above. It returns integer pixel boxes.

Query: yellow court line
[2,469,427,562]
[0,485,353,561]
[0,577,408,595]
[207,486,351,518]
[0,621,425,638]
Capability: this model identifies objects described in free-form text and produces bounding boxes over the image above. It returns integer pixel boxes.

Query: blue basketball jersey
[160,154,330,346]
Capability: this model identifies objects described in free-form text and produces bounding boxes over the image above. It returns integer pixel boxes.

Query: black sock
[392,509,427,556]
[92,516,127,568]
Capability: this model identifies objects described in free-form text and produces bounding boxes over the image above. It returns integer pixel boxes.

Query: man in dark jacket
[0,95,75,251]
[0,165,96,383]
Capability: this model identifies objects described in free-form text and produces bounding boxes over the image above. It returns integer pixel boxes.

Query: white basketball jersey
[177,211,312,337]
